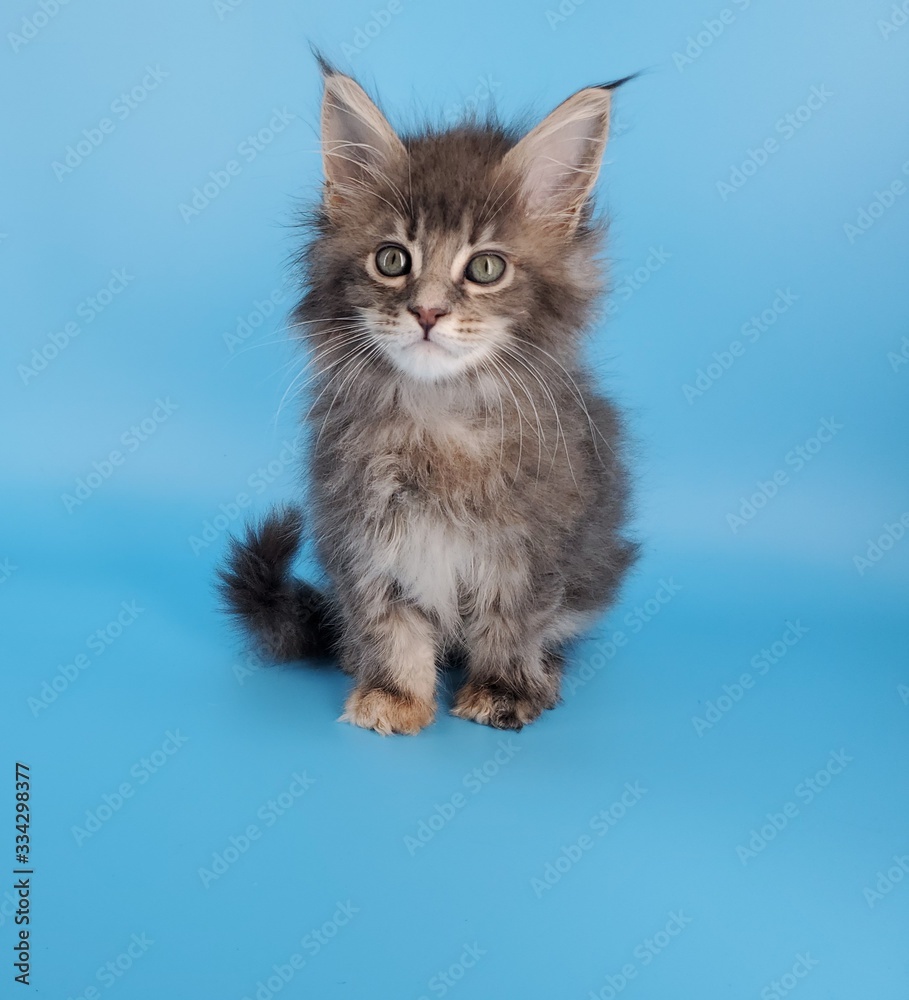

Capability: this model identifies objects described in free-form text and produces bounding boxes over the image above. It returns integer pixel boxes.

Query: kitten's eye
[465,253,506,285]
[375,244,411,277]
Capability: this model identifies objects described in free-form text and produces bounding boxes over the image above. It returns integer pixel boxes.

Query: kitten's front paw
[340,686,435,736]
[452,682,555,731]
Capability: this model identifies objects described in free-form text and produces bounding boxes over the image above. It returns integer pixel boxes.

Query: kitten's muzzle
[408,305,449,338]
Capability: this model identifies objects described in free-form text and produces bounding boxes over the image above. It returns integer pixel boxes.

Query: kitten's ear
[319,65,405,212]
[503,86,614,231]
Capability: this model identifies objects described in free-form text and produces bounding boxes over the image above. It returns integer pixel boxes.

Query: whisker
[488,356,525,487]
[511,335,615,460]
[477,358,507,478]
[313,343,384,451]
[490,351,546,484]
[497,342,578,488]
[274,333,375,428]
[223,324,366,366]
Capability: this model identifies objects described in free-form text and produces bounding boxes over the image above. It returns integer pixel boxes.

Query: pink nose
[408,305,448,336]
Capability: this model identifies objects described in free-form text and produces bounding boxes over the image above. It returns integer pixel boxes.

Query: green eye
[465,253,506,285]
[375,244,411,277]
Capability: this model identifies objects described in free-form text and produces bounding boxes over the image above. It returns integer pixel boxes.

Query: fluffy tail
[218,506,337,661]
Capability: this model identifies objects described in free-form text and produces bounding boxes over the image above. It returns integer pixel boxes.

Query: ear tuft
[593,72,641,93]
[503,86,614,231]
[309,45,336,80]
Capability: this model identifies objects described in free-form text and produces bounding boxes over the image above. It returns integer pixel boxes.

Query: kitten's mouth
[377,327,483,382]
[400,332,459,359]
[412,335,452,353]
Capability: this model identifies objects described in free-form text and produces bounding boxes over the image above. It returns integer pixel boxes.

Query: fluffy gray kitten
[220,61,637,734]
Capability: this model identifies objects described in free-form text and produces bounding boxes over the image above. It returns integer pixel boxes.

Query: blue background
[3,0,908,996]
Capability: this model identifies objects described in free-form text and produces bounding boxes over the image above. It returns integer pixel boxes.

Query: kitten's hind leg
[339,586,439,736]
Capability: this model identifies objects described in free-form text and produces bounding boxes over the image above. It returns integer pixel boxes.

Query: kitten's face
[358,220,516,382]
[328,158,569,384]
[306,70,614,384]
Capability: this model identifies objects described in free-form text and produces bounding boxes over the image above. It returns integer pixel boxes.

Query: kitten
[220,60,638,734]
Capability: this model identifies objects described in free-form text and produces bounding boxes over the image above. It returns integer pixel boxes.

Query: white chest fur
[386,508,475,622]
[356,404,519,629]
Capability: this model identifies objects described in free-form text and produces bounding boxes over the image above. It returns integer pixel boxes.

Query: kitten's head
[301,63,622,384]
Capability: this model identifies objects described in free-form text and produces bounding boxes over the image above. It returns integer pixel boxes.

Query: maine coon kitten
[220,60,638,735]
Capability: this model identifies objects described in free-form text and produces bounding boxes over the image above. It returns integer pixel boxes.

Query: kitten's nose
[408,305,449,337]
